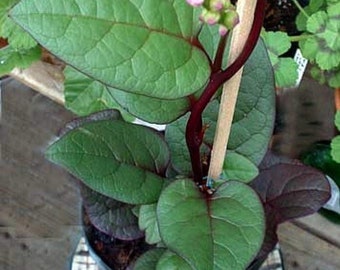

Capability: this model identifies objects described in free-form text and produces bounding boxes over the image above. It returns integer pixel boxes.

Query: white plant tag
[294,49,308,87]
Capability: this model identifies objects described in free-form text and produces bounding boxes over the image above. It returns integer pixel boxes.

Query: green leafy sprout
[0,0,40,76]
[294,0,340,88]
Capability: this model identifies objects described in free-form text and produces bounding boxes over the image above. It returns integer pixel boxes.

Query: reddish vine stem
[185,0,266,186]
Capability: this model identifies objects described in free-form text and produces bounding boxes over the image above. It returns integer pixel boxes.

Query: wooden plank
[278,221,340,270]
[294,214,340,248]
[1,79,81,269]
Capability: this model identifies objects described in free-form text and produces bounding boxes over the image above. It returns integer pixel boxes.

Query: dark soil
[82,208,153,270]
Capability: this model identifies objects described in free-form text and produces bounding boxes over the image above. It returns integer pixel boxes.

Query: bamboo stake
[208,0,258,180]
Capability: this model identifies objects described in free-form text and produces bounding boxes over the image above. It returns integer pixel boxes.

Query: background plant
[293,0,340,88]
[6,0,331,269]
[0,0,40,76]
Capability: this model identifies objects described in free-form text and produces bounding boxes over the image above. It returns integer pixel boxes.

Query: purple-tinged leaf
[249,152,331,259]
[81,184,144,241]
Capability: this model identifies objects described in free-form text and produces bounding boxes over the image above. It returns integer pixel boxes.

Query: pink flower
[186,0,204,7]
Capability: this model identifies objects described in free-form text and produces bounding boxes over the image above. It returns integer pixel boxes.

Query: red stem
[185,0,266,186]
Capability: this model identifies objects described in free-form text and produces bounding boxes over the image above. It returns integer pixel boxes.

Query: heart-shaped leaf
[165,39,275,175]
[81,184,143,240]
[156,250,192,270]
[249,151,331,259]
[46,116,169,204]
[11,0,210,99]
[157,179,265,270]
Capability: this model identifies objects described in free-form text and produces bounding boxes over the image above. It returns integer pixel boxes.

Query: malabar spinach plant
[8,0,330,269]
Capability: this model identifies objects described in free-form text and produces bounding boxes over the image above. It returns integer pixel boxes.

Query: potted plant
[2,0,331,269]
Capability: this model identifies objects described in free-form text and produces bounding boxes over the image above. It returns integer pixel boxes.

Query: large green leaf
[11,0,210,99]
[46,117,170,204]
[157,179,265,270]
[165,40,275,175]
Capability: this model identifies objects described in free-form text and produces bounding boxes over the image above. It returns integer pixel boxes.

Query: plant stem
[292,0,309,19]
[289,34,312,42]
[185,0,266,187]
[212,35,228,73]
[208,0,258,181]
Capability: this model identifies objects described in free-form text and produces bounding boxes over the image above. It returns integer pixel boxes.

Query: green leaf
[261,31,298,88]
[157,179,265,270]
[262,31,291,56]
[274,57,299,88]
[134,248,166,270]
[332,132,340,162]
[166,39,275,175]
[335,111,340,130]
[64,65,190,124]
[139,204,162,245]
[299,37,319,61]
[295,0,326,31]
[198,23,221,61]
[222,152,259,183]
[300,8,340,70]
[0,45,40,76]
[0,0,36,49]
[46,118,169,204]
[64,66,134,121]
[156,250,192,270]
[307,11,328,34]
[111,90,190,124]
[310,64,340,88]
[11,0,210,99]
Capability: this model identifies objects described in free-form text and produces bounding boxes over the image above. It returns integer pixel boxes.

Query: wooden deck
[1,74,340,269]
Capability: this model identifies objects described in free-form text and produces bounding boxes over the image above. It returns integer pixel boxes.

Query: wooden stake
[208,0,258,180]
